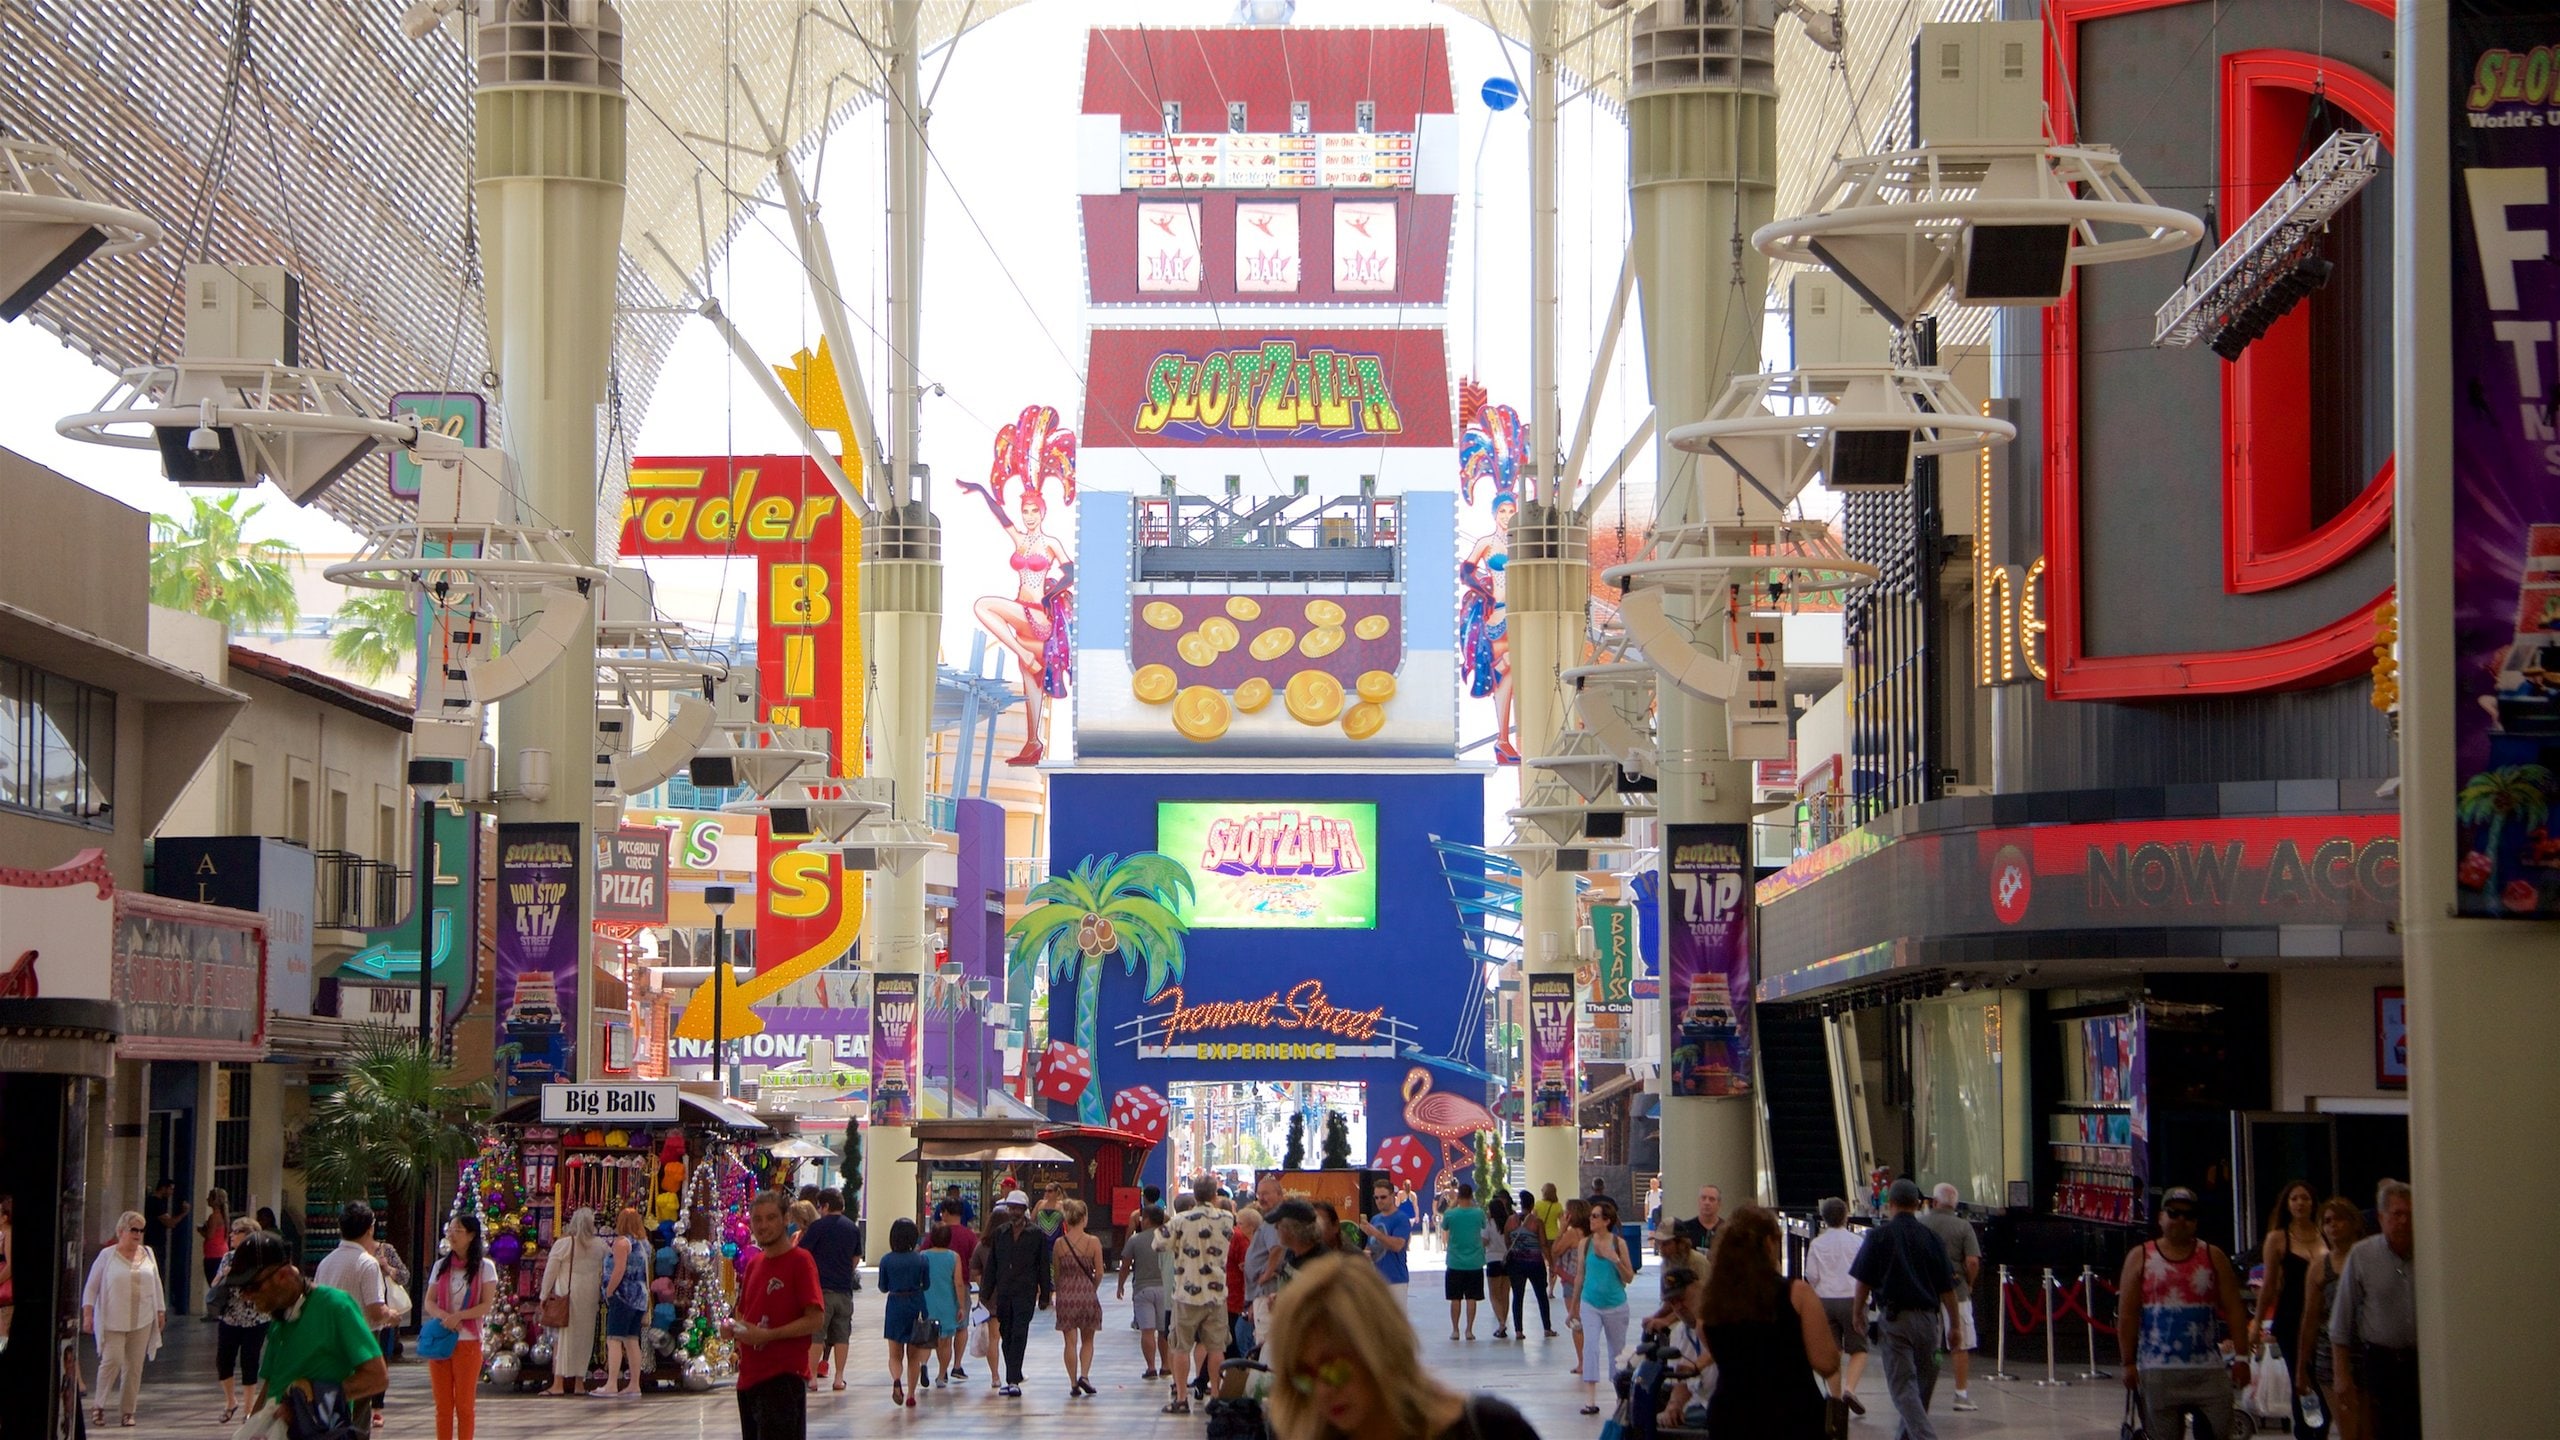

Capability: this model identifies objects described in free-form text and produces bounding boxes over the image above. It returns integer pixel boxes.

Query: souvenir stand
[470,1089,770,1392]
[902,1119,1158,1253]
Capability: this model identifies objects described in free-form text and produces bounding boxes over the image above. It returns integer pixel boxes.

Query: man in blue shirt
[1851,1179,1961,1440]
[940,1183,978,1228]
[800,1188,863,1390]
[1356,1176,1412,1300]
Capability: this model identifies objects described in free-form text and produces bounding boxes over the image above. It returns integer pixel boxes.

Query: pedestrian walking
[198,1188,233,1305]
[727,1191,824,1440]
[209,1217,269,1424]
[1483,1192,1515,1338]
[537,1206,604,1395]
[1695,1206,1839,1438]
[1554,1198,1590,1370]
[83,1210,165,1427]
[221,1230,386,1437]
[313,1203,396,1426]
[1574,1197,1635,1416]
[1801,1197,1870,1419]
[1505,1190,1553,1337]
[1120,1205,1171,1378]
[1050,1198,1106,1396]
[2297,1198,2366,1440]
[597,1206,650,1397]
[879,1217,931,1407]
[1851,1178,1964,1440]
[2330,1180,2418,1440]
[1920,1183,1983,1411]
[799,1188,861,1392]
[1535,1184,1564,1249]
[1266,1254,1544,1440]
[2116,1184,2253,1440]
[1440,1183,1489,1342]
[421,1214,498,1440]
[2257,1179,2327,1437]
[1356,1177,1413,1306]
[1157,1174,1237,1414]
[920,1224,965,1388]
[1228,1208,1261,1359]
[980,1189,1053,1397]
[1245,1176,1288,1336]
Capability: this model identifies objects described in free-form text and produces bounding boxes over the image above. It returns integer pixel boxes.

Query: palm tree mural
[2458,765,2556,914]
[149,493,301,634]
[1007,852,1195,1124]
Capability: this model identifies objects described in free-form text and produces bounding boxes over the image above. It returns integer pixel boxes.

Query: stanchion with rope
[2035,1268,2071,1387]
[1986,1264,2021,1382]
[2073,1264,2113,1379]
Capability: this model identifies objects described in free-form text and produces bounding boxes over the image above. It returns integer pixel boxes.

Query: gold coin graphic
[1304,599,1347,627]
[1200,615,1241,652]
[1171,685,1231,742]
[1341,701,1386,740]
[1225,596,1263,621]
[1300,625,1346,659]
[1177,631,1220,668]
[1353,613,1392,641]
[1142,601,1185,631]
[1132,664,1178,704]
[1234,676,1274,713]
[1284,670,1345,726]
[1249,626,1298,661]
[1356,670,1397,703]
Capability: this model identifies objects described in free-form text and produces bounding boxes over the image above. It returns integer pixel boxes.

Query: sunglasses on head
[1289,1358,1356,1396]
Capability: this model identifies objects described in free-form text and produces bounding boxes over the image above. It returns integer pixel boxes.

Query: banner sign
[1084,328,1452,448]
[149,836,315,1020]
[111,892,266,1060]
[496,822,582,1097]
[541,1082,679,1125]
[594,827,671,925]
[1527,973,1578,1128]
[1664,824,1752,1098]
[1589,903,1636,1016]
[621,457,866,982]
[2450,12,2560,920]
[870,974,920,1128]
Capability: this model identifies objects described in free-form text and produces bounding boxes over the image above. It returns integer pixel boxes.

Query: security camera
[2222,956,2241,971]
[187,424,220,453]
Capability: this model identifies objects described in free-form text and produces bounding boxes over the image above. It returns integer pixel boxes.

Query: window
[1227,100,1248,133]
[327,787,349,851]
[212,1066,251,1214]
[288,776,312,844]
[0,660,115,827]
[1290,100,1310,134]
[378,801,397,863]
[1161,100,1182,134]
[230,760,256,834]
[1354,100,1375,134]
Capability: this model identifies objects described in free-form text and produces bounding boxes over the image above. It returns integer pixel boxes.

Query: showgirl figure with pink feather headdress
[1458,379,1529,764]
[959,404,1078,765]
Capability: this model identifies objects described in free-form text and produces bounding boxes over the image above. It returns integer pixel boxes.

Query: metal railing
[1004,856,1048,892]
[313,849,406,930]
[926,793,960,833]
[1132,493,1403,582]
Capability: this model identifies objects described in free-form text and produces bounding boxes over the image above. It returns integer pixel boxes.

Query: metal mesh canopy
[0,0,1011,539]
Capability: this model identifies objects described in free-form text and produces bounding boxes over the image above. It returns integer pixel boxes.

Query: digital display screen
[1157,801,1378,929]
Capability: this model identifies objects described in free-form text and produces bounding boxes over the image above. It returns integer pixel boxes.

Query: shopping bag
[2118,1388,2146,1440]
[2245,1345,2293,1416]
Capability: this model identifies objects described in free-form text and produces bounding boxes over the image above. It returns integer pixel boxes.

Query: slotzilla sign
[541,1082,680,1124]
[1085,328,1453,448]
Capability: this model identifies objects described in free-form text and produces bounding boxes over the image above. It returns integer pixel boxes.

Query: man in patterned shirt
[1154,1175,1236,1414]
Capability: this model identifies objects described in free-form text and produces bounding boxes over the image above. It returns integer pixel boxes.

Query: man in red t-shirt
[727,1191,824,1440]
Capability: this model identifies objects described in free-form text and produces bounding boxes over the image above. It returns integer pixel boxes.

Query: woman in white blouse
[83,1210,166,1427]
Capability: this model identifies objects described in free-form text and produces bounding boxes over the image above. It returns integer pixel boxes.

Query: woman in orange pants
[423,1214,498,1440]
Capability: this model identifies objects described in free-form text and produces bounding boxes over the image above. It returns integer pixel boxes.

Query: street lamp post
[705,885,735,1098]
[403,756,453,1315]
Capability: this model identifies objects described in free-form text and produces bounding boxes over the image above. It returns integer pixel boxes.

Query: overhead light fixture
[725,775,888,845]
[1670,366,2011,507]
[1760,142,2202,322]
[0,102,162,320]
[2156,129,2380,354]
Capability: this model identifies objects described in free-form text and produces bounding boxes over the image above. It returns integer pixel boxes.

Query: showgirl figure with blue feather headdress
[1459,379,1528,764]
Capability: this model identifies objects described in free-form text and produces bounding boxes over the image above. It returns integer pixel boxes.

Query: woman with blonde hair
[82,1210,165,1427]
[598,1206,650,1397]
[538,1206,605,1396]
[1553,1197,1591,1371]
[1265,1253,1542,1440]
[1048,1198,1105,1396]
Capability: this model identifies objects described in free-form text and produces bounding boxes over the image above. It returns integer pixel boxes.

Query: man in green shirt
[1440,1183,1490,1341]
[216,1230,387,1433]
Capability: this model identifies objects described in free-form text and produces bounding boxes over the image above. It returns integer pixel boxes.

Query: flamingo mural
[1400,1065,1499,1175]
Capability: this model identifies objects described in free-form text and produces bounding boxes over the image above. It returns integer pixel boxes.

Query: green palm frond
[327,588,416,682]
[1102,852,1197,909]
[149,494,301,635]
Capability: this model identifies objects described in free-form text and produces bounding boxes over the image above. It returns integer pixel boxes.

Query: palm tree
[1007,852,1195,1123]
[327,587,416,683]
[149,493,301,634]
[300,1027,494,1256]
[2457,765,2555,913]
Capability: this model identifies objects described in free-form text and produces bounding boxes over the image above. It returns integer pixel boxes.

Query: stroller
[1205,1359,1274,1440]
[1606,1331,1708,1440]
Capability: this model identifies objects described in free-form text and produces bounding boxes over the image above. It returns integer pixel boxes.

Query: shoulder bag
[279,1381,363,1440]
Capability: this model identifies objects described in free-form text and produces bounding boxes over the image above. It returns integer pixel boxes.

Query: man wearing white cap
[978,1190,1052,1397]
